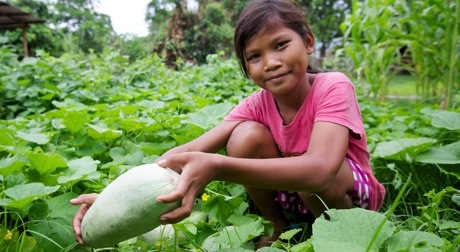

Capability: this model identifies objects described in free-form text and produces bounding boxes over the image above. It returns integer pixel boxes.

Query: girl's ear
[303,30,315,55]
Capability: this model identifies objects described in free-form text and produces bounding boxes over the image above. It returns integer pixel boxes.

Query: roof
[0,1,45,30]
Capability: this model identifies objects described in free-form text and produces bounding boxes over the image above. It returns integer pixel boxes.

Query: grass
[387,74,417,96]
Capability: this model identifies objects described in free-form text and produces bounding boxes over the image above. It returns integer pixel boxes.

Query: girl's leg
[225,121,286,246]
[298,159,354,217]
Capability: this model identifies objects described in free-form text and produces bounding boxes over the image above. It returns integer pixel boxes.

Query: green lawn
[387,74,417,96]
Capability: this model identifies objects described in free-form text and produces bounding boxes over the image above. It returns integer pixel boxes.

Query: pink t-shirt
[224,72,385,211]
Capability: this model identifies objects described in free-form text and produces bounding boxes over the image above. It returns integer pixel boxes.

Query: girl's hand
[156,152,218,224]
[70,193,99,244]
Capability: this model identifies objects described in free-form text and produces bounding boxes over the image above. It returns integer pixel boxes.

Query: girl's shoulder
[315,72,352,84]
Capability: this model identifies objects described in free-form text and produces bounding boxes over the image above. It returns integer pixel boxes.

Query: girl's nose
[264,54,281,71]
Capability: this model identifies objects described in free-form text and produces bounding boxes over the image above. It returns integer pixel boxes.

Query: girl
[72,0,386,247]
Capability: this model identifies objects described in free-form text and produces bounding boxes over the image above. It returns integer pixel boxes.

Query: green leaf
[57,156,100,184]
[373,137,437,160]
[187,103,234,130]
[430,110,460,130]
[137,99,165,109]
[279,228,302,241]
[29,193,79,252]
[87,123,123,141]
[0,183,60,210]
[139,141,176,156]
[312,208,395,251]
[384,231,444,251]
[16,131,50,145]
[0,155,28,177]
[416,141,460,164]
[202,194,244,225]
[201,220,264,250]
[102,143,144,168]
[62,110,88,133]
[26,152,67,176]
[291,239,314,252]
[0,130,15,152]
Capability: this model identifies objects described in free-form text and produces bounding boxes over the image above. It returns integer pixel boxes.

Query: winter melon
[80,163,180,248]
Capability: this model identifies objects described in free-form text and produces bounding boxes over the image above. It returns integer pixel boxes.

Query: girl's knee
[226,121,280,158]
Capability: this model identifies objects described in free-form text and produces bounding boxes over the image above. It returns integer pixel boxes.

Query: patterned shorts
[275,158,371,215]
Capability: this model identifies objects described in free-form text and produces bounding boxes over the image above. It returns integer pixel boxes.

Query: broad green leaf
[103,143,144,167]
[187,103,234,130]
[0,155,28,177]
[63,110,88,133]
[137,99,165,109]
[3,183,60,200]
[291,239,314,252]
[279,228,302,241]
[139,141,176,155]
[430,110,460,130]
[52,98,87,109]
[87,123,123,141]
[384,231,444,251]
[76,139,106,157]
[0,183,60,210]
[0,131,15,152]
[26,152,67,176]
[437,220,460,230]
[16,131,50,145]
[373,137,437,160]
[201,220,264,250]
[46,192,79,221]
[416,141,460,164]
[29,193,79,252]
[202,194,245,225]
[57,156,100,184]
[257,248,286,252]
[313,208,395,252]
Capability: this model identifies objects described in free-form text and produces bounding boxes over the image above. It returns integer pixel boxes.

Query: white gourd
[80,163,180,248]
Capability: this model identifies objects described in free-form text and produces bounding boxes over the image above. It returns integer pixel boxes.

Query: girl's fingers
[72,204,89,244]
[160,190,196,224]
[70,193,98,205]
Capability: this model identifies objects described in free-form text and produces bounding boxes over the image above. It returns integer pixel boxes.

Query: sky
[95,0,150,37]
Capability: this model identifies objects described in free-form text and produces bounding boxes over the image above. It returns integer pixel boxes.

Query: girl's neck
[274,73,316,125]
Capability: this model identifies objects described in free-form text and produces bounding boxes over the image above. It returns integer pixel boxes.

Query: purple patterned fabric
[275,158,371,214]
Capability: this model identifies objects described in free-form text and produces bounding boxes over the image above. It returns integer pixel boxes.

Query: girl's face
[244,25,314,96]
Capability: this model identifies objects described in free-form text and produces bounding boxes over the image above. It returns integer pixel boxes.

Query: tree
[146,0,236,66]
[1,0,114,56]
[53,0,114,53]
[300,0,352,58]
[1,0,65,57]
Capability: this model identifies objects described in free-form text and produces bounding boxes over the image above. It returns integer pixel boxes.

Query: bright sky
[96,0,150,37]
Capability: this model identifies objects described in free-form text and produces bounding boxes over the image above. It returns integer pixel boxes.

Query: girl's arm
[157,121,349,223]
[71,120,243,243]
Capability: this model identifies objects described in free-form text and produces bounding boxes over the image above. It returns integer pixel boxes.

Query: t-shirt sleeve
[224,92,261,122]
[314,73,363,139]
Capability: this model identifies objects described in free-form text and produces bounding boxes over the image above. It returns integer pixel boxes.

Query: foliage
[2,0,114,57]
[302,0,352,58]
[341,0,460,107]
[1,0,65,57]
[342,0,405,102]
[0,47,459,251]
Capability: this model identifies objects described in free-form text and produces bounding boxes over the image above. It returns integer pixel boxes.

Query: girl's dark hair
[234,0,321,77]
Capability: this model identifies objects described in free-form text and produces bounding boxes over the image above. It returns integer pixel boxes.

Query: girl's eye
[246,54,260,62]
[276,41,288,49]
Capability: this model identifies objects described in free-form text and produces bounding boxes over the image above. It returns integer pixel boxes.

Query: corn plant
[342,0,460,107]
[342,0,404,102]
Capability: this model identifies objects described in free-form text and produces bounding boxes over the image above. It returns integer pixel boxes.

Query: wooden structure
[0,1,45,57]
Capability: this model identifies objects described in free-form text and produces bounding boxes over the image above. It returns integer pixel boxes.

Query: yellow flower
[201,193,209,202]
[4,230,12,241]
[155,241,162,247]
